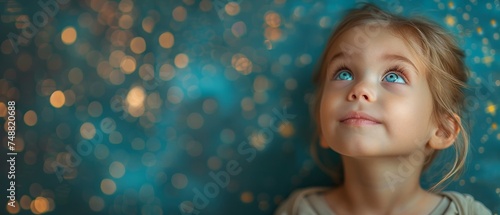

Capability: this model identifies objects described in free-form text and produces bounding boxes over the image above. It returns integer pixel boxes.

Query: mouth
[340,111,381,126]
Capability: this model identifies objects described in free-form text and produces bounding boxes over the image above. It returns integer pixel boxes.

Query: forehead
[330,25,420,61]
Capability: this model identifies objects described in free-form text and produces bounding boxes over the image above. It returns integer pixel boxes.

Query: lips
[340,111,381,124]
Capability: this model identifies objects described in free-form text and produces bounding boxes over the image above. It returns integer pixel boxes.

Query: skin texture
[319,25,460,214]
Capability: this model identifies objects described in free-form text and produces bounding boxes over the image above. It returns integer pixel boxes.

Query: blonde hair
[310,3,470,191]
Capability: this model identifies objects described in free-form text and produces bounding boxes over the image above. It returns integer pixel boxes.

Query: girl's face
[320,26,436,157]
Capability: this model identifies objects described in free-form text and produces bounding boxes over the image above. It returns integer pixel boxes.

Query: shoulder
[274,187,331,215]
[440,191,492,215]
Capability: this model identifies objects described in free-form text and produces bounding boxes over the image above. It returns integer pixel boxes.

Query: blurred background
[0,0,499,214]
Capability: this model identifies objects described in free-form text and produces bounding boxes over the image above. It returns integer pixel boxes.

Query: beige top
[274,187,492,215]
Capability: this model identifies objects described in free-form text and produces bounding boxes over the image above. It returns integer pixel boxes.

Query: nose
[347,81,376,102]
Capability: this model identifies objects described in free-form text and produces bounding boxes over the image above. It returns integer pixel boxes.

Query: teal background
[0,0,499,214]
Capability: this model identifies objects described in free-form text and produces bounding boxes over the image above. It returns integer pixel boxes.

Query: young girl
[275,4,492,215]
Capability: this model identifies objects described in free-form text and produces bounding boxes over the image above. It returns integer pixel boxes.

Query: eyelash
[331,65,409,83]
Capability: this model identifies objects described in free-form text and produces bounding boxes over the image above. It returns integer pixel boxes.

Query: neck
[336,155,427,213]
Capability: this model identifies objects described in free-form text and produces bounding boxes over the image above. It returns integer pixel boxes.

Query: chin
[329,138,388,157]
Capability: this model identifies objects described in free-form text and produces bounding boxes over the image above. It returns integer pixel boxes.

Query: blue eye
[335,70,353,81]
[383,72,406,84]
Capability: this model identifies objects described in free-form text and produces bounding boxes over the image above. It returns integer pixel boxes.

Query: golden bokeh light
[225,2,240,16]
[50,90,66,108]
[0,102,6,117]
[118,14,134,29]
[89,196,105,212]
[241,192,254,203]
[231,54,252,75]
[61,27,77,45]
[68,68,83,85]
[120,56,137,74]
[199,0,212,11]
[142,16,155,33]
[279,121,295,138]
[172,6,187,22]
[109,161,126,178]
[265,11,281,28]
[118,0,133,12]
[174,53,189,68]
[126,86,146,117]
[159,32,175,49]
[101,179,117,195]
[88,101,103,117]
[264,27,282,41]
[20,195,31,210]
[6,201,20,213]
[80,122,96,140]
[159,63,175,81]
[24,110,38,126]
[130,37,146,54]
[126,86,145,108]
[31,197,49,214]
[231,21,247,38]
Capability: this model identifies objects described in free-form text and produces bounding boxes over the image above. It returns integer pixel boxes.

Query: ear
[428,113,461,150]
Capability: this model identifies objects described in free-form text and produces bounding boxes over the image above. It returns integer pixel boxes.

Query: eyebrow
[328,52,420,76]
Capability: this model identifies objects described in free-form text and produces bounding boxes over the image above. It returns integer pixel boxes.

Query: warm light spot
[61,27,77,45]
[0,102,6,117]
[265,27,282,41]
[167,86,184,104]
[24,110,38,126]
[89,196,105,212]
[159,63,176,80]
[109,161,126,178]
[126,86,146,117]
[174,53,189,68]
[109,50,125,67]
[172,6,187,22]
[231,54,252,75]
[491,19,497,27]
[31,197,49,214]
[486,103,496,115]
[241,192,254,203]
[101,179,117,195]
[126,86,145,108]
[118,14,134,29]
[231,21,247,38]
[63,90,76,106]
[492,123,497,130]
[130,37,146,54]
[279,121,295,137]
[477,27,483,35]
[142,16,155,33]
[88,101,103,117]
[120,56,137,74]
[80,122,96,140]
[265,11,281,28]
[6,201,20,213]
[225,2,240,16]
[448,2,455,9]
[20,195,31,210]
[199,0,212,11]
[118,0,133,12]
[50,90,66,108]
[445,15,456,26]
[159,32,175,49]
[68,68,83,85]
